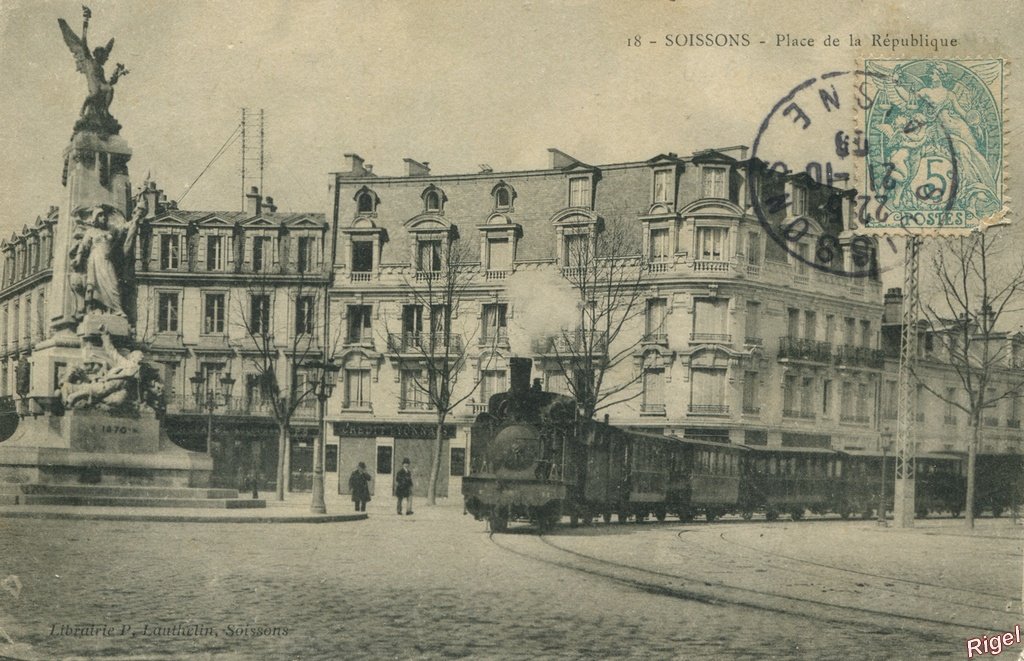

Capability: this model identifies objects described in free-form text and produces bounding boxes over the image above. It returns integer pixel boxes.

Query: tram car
[739,446,842,521]
[974,453,1024,517]
[837,452,966,519]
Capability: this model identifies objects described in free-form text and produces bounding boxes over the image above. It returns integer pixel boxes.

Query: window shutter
[225,234,234,271]
[197,232,207,269]
[242,233,251,270]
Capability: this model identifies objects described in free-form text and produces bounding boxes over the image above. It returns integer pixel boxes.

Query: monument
[0,8,259,508]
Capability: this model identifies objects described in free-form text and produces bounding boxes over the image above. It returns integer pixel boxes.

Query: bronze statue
[58,6,128,137]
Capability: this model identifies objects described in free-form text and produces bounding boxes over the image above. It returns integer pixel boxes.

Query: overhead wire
[177,122,242,205]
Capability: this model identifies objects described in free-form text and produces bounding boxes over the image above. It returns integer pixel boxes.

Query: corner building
[327,147,888,500]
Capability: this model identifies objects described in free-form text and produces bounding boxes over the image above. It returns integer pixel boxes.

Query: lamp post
[307,358,340,514]
[189,370,236,458]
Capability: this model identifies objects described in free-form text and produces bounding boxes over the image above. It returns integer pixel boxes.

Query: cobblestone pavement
[0,501,1020,660]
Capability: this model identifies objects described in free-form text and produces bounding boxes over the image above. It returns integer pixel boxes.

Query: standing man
[395,458,414,515]
[348,462,372,512]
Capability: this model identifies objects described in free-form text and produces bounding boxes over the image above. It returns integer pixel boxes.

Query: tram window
[769,457,777,475]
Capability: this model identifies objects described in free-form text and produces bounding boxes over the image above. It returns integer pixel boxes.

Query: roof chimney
[403,158,431,177]
[143,180,162,218]
[246,186,262,216]
[547,148,578,170]
[263,196,277,213]
[343,153,370,177]
[364,164,373,175]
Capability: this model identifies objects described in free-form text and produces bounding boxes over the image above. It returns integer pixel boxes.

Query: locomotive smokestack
[509,358,532,394]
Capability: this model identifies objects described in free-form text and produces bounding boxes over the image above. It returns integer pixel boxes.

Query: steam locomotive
[462,359,1020,531]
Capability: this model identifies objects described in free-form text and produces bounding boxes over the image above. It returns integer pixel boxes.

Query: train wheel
[617,511,630,524]
[490,516,508,533]
[765,510,779,522]
[602,511,612,524]
[655,507,667,522]
[637,512,648,523]
[678,510,694,522]
[790,508,803,521]
[741,510,753,520]
[951,509,961,518]
[705,509,717,523]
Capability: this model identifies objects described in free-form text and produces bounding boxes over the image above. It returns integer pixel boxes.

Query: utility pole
[240,108,265,210]
[894,237,922,528]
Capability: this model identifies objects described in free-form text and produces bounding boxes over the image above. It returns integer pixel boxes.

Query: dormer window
[492,182,516,211]
[354,187,380,216]
[251,236,270,272]
[296,236,316,273]
[569,177,591,208]
[653,169,673,204]
[206,236,224,271]
[701,166,728,199]
[792,185,808,215]
[160,235,181,270]
[421,185,446,214]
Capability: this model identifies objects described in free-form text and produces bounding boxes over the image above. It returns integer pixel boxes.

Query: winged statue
[57,6,128,136]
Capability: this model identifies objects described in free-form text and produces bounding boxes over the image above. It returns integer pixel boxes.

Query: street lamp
[307,358,340,514]
[189,370,236,458]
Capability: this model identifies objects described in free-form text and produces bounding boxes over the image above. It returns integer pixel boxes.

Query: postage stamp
[859,58,1005,232]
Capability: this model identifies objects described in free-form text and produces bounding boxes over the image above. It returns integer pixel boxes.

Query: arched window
[425,191,441,212]
[495,187,510,209]
[357,191,375,214]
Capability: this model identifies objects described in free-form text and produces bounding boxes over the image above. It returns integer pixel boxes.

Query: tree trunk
[965,417,979,529]
[275,425,289,501]
[427,415,446,505]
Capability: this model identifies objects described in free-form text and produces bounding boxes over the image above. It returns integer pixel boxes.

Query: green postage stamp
[861,58,1005,231]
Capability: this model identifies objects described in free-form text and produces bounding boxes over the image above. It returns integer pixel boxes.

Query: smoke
[505,269,579,356]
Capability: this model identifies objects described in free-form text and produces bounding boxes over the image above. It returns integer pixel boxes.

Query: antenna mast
[240,108,266,209]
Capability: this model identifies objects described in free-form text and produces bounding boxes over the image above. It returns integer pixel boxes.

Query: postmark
[860,59,1005,231]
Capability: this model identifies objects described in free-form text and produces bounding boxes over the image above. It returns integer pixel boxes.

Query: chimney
[246,186,262,216]
[364,164,373,175]
[343,153,367,176]
[263,196,277,213]
[547,148,578,170]
[509,358,532,394]
[403,158,431,177]
[883,287,903,324]
[143,180,162,218]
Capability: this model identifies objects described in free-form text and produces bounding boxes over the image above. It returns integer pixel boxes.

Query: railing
[641,403,666,415]
[341,400,372,411]
[834,344,886,369]
[840,414,871,423]
[692,260,730,272]
[746,264,761,276]
[484,270,509,281]
[688,404,729,415]
[349,271,372,282]
[944,415,958,426]
[399,399,432,412]
[532,330,608,355]
[344,333,374,347]
[690,332,732,344]
[479,328,509,346]
[742,405,761,415]
[387,332,464,354]
[166,394,275,416]
[642,332,668,345]
[783,409,815,419]
[561,266,586,279]
[414,270,441,282]
[469,402,489,414]
[1009,419,1022,429]
[647,261,670,274]
[778,336,832,363]
[744,336,763,346]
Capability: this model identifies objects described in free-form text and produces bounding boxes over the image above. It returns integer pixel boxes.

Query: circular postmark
[747,66,975,279]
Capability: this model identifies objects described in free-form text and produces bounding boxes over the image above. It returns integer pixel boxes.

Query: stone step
[0,484,241,499]
[13,494,266,509]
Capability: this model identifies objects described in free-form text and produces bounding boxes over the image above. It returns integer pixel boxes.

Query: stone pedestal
[0,410,212,488]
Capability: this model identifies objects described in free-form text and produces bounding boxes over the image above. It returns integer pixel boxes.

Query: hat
[402,458,411,465]
[357,461,366,469]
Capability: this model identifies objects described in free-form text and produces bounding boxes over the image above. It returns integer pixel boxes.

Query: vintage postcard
[0,1,1022,659]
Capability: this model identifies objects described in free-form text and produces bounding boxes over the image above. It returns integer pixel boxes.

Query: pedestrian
[395,458,414,515]
[348,461,372,512]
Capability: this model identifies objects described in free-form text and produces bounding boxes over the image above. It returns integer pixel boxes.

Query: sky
[1,0,1021,299]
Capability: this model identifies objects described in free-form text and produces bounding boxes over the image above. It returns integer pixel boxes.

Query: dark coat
[395,467,413,497]
[348,469,372,503]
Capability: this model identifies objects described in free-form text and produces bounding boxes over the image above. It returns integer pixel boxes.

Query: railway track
[487,525,1015,646]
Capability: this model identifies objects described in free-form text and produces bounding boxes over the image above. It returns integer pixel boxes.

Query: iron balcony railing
[688,404,729,415]
[1008,419,1022,429]
[641,403,666,415]
[398,399,432,412]
[642,332,668,345]
[778,336,832,363]
[479,327,509,346]
[784,409,816,419]
[387,332,464,354]
[532,330,608,355]
[690,332,732,344]
[834,344,887,369]
[742,405,761,414]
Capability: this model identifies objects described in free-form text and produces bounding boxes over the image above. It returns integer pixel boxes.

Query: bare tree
[547,222,647,421]
[388,239,493,505]
[915,229,1024,528]
[234,266,332,501]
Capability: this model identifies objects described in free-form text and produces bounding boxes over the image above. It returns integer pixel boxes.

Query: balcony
[414,270,441,282]
[561,266,586,279]
[688,404,729,416]
[742,405,761,415]
[1009,419,1022,429]
[944,415,958,426]
[692,260,730,273]
[744,336,763,347]
[642,332,668,346]
[834,345,886,369]
[341,400,372,412]
[646,261,670,274]
[484,270,509,281]
[399,399,432,412]
[641,403,666,415]
[746,264,761,277]
[387,332,464,355]
[166,394,272,417]
[777,337,832,363]
[690,332,732,344]
[479,328,509,347]
[840,414,871,424]
[532,330,608,355]
[784,409,816,420]
[344,332,375,349]
[469,402,489,414]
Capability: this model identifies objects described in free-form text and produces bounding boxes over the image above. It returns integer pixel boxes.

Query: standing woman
[348,462,372,512]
